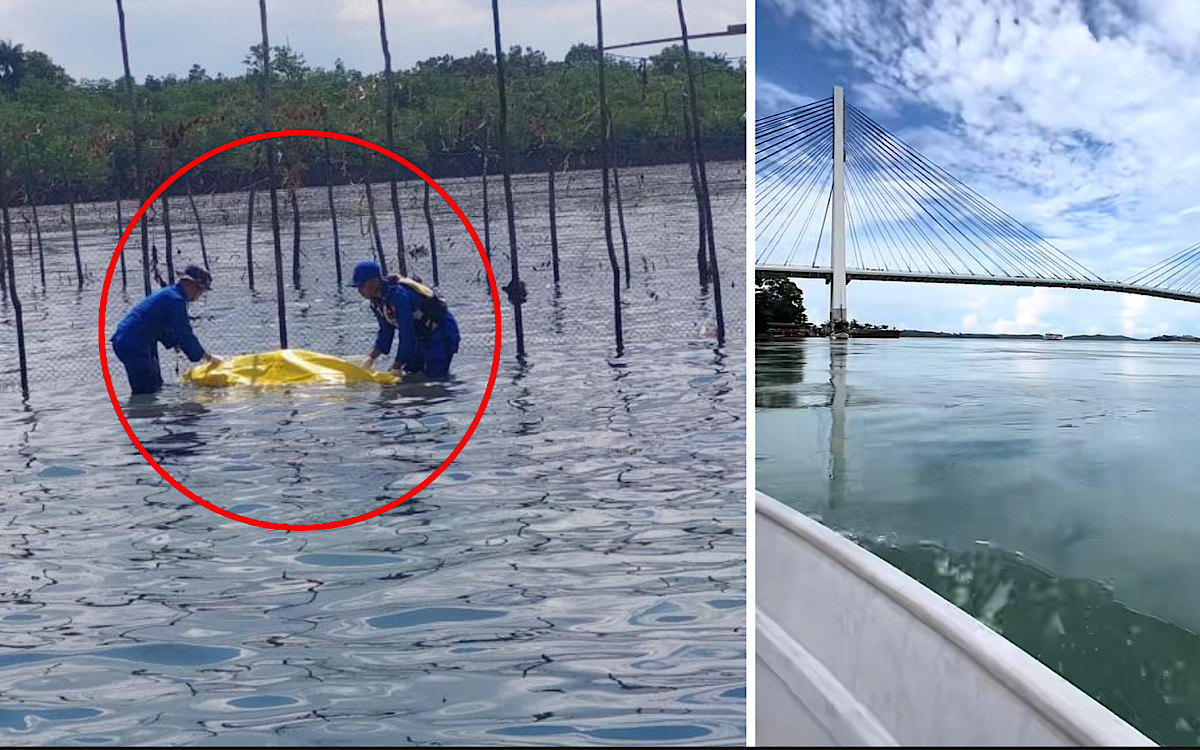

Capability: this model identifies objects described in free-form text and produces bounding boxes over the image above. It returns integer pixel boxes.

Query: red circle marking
[98,130,502,531]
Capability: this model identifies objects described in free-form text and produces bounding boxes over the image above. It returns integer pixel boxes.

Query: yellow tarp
[182,349,400,387]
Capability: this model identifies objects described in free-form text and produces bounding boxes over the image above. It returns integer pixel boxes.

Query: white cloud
[756,77,815,114]
[765,0,1200,334]
[1120,294,1147,336]
[989,287,1068,333]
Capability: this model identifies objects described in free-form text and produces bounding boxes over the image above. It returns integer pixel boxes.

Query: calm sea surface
[0,162,746,745]
[757,338,1200,746]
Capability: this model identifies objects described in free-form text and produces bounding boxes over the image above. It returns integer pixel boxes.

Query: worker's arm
[392,291,419,371]
[372,304,396,358]
[166,297,207,363]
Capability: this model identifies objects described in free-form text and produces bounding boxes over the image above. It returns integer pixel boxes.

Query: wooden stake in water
[684,102,708,286]
[481,145,491,264]
[676,0,723,346]
[363,179,388,276]
[160,154,176,284]
[185,172,208,269]
[0,132,29,395]
[258,0,288,348]
[289,184,301,289]
[594,0,624,354]
[23,142,46,290]
[491,0,526,357]
[115,0,152,297]
[376,0,408,277]
[245,186,256,291]
[613,156,630,288]
[548,156,560,286]
[63,164,84,288]
[321,110,343,287]
[423,182,438,286]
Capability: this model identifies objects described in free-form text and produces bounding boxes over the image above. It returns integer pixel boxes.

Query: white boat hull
[756,491,1154,746]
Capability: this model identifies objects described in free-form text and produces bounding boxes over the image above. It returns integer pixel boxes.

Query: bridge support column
[830,85,848,334]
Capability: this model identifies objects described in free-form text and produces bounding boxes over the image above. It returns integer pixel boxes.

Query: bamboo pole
[115,0,152,297]
[676,0,723,345]
[376,0,408,277]
[258,0,288,348]
[491,0,526,356]
[594,0,624,353]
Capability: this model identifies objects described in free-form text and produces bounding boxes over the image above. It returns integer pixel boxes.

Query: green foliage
[756,273,807,326]
[0,42,745,200]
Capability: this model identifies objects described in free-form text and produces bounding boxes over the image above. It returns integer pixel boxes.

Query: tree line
[0,40,746,205]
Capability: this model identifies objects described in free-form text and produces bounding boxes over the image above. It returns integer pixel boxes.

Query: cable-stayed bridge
[755,88,1200,331]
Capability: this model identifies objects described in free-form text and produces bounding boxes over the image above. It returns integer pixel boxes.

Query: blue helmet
[349,260,383,287]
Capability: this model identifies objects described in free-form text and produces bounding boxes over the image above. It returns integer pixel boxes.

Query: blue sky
[1,0,745,80]
[756,0,1200,336]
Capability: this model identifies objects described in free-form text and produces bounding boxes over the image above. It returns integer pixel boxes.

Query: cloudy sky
[757,0,1200,337]
[1,0,745,80]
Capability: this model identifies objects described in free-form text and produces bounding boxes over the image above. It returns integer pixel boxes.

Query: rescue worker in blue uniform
[350,260,460,378]
[111,264,223,394]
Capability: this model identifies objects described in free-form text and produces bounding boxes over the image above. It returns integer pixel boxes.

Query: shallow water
[0,163,746,744]
[757,338,1200,745]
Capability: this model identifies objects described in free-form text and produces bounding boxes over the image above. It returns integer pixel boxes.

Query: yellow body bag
[182,349,400,387]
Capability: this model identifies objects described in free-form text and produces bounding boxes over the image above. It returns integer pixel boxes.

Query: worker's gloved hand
[203,353,225,364]
[362,355,377,370]
[389,361,404,374]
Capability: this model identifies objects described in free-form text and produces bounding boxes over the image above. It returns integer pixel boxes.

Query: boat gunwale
[756,491,1156,747]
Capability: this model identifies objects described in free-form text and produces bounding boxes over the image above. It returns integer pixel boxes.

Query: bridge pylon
[830,85,848,334]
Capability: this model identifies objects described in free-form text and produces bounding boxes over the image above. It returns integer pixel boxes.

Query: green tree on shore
[0,42,745,201]
[756,273,807,327]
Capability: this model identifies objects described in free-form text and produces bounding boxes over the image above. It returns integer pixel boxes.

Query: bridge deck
[755,265,1200,306]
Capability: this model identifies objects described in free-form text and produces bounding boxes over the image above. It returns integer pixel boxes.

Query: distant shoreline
[758,327,1200,342]
[898,331,1199,342]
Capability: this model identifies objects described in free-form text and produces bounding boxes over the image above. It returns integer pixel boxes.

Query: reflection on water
[757,338,1200,746]
[0,346,744,745]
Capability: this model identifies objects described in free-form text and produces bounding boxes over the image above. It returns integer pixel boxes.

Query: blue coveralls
[111,283,206,394]
[371,280,460,377]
